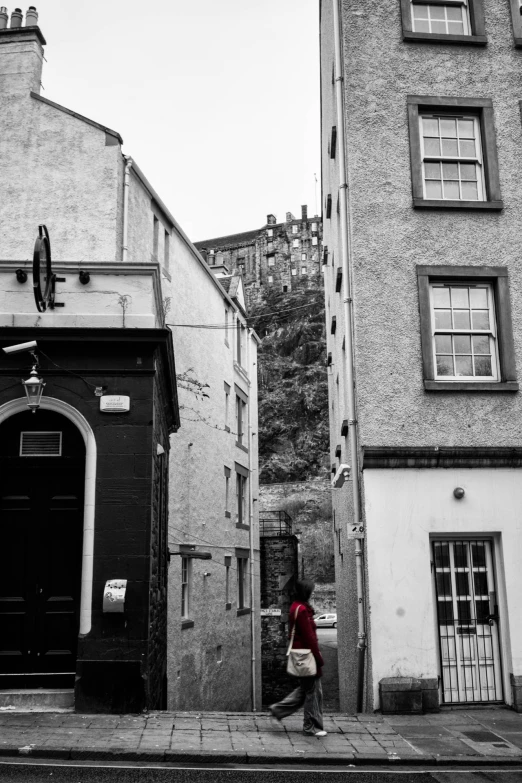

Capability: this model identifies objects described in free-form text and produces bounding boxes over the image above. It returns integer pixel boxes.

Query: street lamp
[22,362,45,413]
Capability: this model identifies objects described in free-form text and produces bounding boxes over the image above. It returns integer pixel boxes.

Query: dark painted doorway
[0,410,85,689]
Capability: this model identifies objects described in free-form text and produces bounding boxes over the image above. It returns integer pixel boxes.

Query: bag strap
[286,605,300,656]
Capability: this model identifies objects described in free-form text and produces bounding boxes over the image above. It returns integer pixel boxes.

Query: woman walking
[269,579,326,737]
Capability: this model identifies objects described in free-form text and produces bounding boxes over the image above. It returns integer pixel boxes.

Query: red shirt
[288,601,324,676]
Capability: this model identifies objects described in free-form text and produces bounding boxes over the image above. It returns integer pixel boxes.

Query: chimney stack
[0,8,7,28]
[286,212,295,222]
[301,205,308,221]
[25,5,38,25]
[10,7,22,27]
[266,214,276,225]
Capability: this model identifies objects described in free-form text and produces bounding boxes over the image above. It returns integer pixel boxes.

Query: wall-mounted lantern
[22,363,45,413]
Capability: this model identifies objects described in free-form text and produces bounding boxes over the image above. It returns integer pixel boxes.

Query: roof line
[128,159,255,326]
[30,92,123,144]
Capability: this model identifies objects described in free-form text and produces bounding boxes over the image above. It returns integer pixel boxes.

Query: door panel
[0,411,85,688]
[433,539,503,704]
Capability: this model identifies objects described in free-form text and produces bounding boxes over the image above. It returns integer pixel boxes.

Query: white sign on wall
[260,608,282,617]
[100,395,130,413]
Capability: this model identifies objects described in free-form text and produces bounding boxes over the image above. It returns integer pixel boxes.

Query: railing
[259,510,292,537]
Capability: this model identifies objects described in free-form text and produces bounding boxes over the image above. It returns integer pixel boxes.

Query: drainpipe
[332,0,367,713]
[247,326,257,711]
[122,155,133,263]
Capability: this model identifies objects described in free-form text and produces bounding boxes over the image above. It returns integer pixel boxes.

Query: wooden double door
[0,411,85,688]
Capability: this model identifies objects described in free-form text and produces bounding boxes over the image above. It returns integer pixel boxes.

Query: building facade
[194,207,323,308]
[0,7,260,711]
[322,0,522,713]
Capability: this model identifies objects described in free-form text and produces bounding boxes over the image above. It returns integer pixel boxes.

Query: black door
[0,410,85,688]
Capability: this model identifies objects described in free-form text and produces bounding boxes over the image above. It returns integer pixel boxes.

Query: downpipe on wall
[122,155,133,263]
[332,0,367,714]
[247,326,257,711]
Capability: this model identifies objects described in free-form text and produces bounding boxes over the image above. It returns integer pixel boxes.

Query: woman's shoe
[303,729,327,737]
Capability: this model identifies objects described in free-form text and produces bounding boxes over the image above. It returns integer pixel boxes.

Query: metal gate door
[433,540,503,704]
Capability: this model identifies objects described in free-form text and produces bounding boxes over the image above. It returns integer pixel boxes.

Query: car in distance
[314,613,337,628]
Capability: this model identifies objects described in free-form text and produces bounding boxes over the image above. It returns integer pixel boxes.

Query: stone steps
[0,689,74,712]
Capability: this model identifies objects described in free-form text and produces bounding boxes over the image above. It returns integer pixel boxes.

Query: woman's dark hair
[294,579,315,603]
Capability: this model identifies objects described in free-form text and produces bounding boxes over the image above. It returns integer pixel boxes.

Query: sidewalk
[1,707,522,766]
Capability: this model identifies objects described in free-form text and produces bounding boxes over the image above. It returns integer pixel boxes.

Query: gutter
[332,0,367,713]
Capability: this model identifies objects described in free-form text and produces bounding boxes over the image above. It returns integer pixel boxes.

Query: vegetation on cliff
[249,274,329,484]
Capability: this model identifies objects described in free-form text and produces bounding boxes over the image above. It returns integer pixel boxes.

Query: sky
[34,0,321,242]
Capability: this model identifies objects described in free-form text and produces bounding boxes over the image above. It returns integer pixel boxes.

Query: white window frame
[181,557,191,619]
[411,0,470,35]
[430,281,499,381]
[419,113,485,202]
[292,224,298,234]
[267,228,273,237]
[268,275,273,283]
[268,256,275,267]
[312,236,318,246]
[301,267,307,275]
[236,472,248,525]
[311,222,318,231]
[293,239,300,248]
[291,268,297,276]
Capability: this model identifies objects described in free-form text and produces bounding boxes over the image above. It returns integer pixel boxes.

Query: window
[224,382,230,431]
[224,466,231,517]
[236,322,244,366]
[268,256,275,266]
[312,236,318,246]
[291,268,297,276]
[330,125,337,159]
[509,0,522,47]
[268,275,274,283]
[326,195,332,218]
[430,283,498,380]
[235,388,247,449]
[302,267,307,275]
[400,0,486,44]
[292,224,298,234]
[164,230,170,270]
[301,252,307,261]
[417,266,518,391]
[407,96,502,210]
[267,228,273,237]
[292,239,300,248]
[235,463,249,527]
[312,222,318,232]
[152,215,159,259]
[225,555,231,608]
[225,308,229,346]
[282,285,288,292]
[181,557,191,619]
[236,550,250,610]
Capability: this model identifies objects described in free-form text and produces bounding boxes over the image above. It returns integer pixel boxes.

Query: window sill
[236,522,250,530]
[403,31,487,46]
[226,602,232,611]
[413,198,503,211]
[235,442,249,454]
[225,511,231,519]
[424,380,519,392]
[181,620,194,630]
[237,607,251,617]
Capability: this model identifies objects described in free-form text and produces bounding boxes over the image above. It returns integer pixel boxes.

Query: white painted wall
[364,468,522,709]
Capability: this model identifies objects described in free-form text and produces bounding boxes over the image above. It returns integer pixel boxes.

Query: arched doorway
[0,410,86,689]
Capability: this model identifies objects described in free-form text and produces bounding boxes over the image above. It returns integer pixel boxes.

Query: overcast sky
[34,0,320,242]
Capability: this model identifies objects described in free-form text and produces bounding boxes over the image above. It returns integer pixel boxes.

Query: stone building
[0,7,260,712]
[194,207,323,309]
[322,0,522,713]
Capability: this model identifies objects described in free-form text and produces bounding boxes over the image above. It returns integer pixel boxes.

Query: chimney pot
[10,7,23,26]
[25,5,38,25]
[0,7,8,28]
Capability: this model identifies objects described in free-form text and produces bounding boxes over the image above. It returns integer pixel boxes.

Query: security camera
[2,340,38,355]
